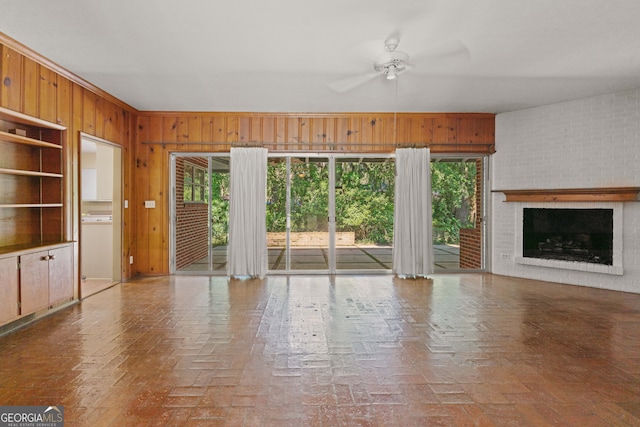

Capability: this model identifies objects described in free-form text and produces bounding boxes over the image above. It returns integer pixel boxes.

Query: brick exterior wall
[459,159,483,269]
[492,88,640,294]
[175,157,209,270]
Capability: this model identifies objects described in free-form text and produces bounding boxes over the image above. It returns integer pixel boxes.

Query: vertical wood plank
[212,116,226,150]
[162,116,178,143]
[484,117,495,144]
[188,116,202,143]
[262,116,275,149]
[422,118,434,144]
[382,117,395,152]
[94,96,104,139]
[336,118,350,152]
[148,116,163,143]
[56,76,71,244]
[176,116,189,142]
[325,118,336,149]
[409,116,424,145]
[1,46,23,111]
[102,101,117,142]
[447,117,458,144]
[287,117,299,149]
[134,117,151,275]
[238,116,250,143]
[249,116,261,143]
[310,117,325,150]
[395,116,410,146]
[433,116,448,144]
[38,66,56,123]
[299,117,310,150]
[275,116,286,149]
[82,89,95,134]
[226,116,238,143]
[55,76,71,128]
[122,111,134,279]
[22,58,38,117]
[361,116,384,152]
[200,115,213,144]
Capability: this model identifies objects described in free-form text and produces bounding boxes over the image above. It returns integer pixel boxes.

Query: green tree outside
[210,159,477,247]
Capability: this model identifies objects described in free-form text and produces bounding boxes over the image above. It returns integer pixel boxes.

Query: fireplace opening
[522,208,613,265]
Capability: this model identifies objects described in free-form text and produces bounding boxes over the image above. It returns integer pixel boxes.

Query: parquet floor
[1,274,639,426]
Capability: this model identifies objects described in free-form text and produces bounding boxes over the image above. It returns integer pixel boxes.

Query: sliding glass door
[334,158,394,271]
[171,153,486,274]
[267,156,331,272]
[172,154,229,273]
[266,154,393,274]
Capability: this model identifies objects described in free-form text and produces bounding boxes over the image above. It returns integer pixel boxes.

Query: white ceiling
[2,0,640,113]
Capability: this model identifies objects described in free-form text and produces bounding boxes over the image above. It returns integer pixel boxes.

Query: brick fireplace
[513,201,624,275]
[492,87,640,294]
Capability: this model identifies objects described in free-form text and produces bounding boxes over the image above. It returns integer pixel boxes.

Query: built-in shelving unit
[0,106,75,329]
[0,106,67,250]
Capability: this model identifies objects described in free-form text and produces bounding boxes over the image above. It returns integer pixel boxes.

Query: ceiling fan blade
[408,39,470,67]
[327,71,380,93]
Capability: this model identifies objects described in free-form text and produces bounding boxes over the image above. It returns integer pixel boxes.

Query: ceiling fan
[328,33,469,93]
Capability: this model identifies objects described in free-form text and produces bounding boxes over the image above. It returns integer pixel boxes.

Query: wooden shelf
[493,187,640,202]
[0,241,70,257]
[0,106,66,130]
[0,168,63,178]
[0,204,63,208]
[0,130,62,149]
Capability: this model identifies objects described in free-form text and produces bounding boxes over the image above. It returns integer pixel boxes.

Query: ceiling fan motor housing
[374,51,409,75]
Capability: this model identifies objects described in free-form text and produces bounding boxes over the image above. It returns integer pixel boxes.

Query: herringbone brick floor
[1,274,639,426]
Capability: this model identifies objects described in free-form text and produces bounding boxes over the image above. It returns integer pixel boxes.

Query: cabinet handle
[41,256,49,261]
[49,255,56,260]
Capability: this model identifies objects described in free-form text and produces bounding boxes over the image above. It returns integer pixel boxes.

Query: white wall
[492,88,640,293]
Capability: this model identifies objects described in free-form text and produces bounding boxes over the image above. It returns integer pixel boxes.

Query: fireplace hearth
[522,208,613,266]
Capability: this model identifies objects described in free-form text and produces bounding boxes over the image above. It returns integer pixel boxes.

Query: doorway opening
[80,134,122,297]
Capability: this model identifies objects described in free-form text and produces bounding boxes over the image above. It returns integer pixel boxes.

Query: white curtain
[227,147,268,278]
[392,148,434,277]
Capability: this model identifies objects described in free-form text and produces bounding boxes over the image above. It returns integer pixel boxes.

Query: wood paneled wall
[135,112,494,275]
[0,35,136,291]
[137,112,495,152]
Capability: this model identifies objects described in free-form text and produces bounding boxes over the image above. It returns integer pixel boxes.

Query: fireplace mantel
[493,187,640,203]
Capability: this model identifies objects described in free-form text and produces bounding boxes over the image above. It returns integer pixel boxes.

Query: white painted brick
[492,87,640,294]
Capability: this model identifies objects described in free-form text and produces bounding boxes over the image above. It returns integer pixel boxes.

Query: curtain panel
[392,148,434,277]
[227,147,268,278]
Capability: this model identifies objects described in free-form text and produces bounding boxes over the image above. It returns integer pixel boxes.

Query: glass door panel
[209,158,230,272]
[266,158,288,270]
[431,159,481,270]
[290,157,329,271]
[335,158,394,271]
[175,156,229,273]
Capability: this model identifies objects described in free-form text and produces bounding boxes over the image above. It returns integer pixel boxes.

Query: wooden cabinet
[19,250,50,314]
[20,244,74,313]
[47,245,74,305]
[0,257,19,325]
[0,107,74,329]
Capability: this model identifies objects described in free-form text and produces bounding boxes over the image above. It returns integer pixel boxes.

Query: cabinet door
[48,246,73,304]
[20,251,50,314]
[0,257,19,323]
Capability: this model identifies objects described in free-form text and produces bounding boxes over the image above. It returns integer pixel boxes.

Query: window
[183,162,207,203]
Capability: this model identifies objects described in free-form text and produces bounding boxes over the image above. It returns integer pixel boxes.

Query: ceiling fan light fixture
[386,65,398,80]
